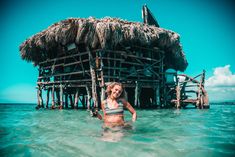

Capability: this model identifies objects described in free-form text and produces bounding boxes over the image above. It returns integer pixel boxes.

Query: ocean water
[0,103,235,157]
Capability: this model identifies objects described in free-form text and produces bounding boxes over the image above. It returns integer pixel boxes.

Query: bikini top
[104,99,124,115]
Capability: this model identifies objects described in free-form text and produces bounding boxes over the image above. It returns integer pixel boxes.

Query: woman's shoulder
[118,98,127,104]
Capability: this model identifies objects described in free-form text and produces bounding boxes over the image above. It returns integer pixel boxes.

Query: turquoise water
[0,104,235,157]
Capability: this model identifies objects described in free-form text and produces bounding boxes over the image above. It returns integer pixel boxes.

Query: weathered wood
[37,85,43,108]
[87,47,101,108]
[154,85,160,106]
[65,93,69,108]
[59,84,63,109]
[175,84,181,109]
[51,85,55,109]
[85,85,91,110]
[134,81,141,107]
[69,94,74,108]
[39,52,89,65]
[38,70,90,79]
[46,88,50,108]
[74,88,79,109]
[99,51,106,101]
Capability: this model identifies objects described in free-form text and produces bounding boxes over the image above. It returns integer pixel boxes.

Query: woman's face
[111,85,123,99]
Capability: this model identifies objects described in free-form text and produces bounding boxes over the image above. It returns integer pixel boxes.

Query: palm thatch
[19,17,187,71]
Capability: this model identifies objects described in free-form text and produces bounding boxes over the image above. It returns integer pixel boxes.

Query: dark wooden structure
[19,5,208,110]
[164,70,209,109]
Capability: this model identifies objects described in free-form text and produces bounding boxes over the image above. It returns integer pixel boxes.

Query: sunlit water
[0,103,235,157]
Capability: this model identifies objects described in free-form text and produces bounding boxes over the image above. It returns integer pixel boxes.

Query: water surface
[0,103,235,157]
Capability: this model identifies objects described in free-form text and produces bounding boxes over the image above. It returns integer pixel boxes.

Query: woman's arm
[122,99,137,122]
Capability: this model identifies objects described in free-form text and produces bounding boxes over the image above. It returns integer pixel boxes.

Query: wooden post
[154,85,160,107]
[87,47,99,108]
[134,81,141,108]
[59,84,63,109]
[69,94,74,108]
[80,95,86,109]
[99,51,106,102]
[176,83,181,109]
[74,88,79,109]
[51,84,55,109]
[36,85,42,109]
[56,88,60,106]
[85,85,91,110]
[65,93,68,109]
[46,88,50,108]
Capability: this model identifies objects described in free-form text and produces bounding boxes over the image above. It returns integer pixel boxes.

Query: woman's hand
[132,112,137,122]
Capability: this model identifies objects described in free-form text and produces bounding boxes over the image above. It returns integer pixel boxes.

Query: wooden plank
[38,70,90,79]
[39,52,89,65]
[37,79,91,85]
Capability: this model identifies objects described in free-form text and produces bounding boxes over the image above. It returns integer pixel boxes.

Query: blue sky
[0,0,235,103]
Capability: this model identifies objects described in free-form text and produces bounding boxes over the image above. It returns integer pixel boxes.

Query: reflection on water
[101,122,133,142]
[0,103,235,157]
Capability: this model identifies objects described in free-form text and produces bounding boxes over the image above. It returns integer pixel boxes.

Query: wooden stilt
[59,84,63,109]
[69,94,74,108]
[51,85,55,109]
[56,89,60,106]
[176,83,181,109]
[46,88,50,108]
[154,85,160,107]
[82,95,86,109]
[87,47,99,108]
[134,81,141,108]
[65,93,68,109]
[99,51,106,102]
[85,85,91,110]
[39,86,44,108]
[36,86,41,109]
[74,88,79,109]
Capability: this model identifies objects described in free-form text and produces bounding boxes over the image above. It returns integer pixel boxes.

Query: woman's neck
[108,96,116,101]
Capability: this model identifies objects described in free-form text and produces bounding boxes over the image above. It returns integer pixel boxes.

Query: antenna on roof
[142,4,160,27]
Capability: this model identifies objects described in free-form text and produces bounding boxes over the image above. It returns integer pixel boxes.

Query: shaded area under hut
[19,6,208,110]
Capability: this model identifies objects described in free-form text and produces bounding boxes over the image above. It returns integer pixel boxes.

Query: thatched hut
[19,8,188,109]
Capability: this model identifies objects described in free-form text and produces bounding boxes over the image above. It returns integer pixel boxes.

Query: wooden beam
[38,70,90,79]
[39,52,89,65]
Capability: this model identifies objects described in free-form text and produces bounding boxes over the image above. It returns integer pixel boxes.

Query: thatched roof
[19,17,188,71]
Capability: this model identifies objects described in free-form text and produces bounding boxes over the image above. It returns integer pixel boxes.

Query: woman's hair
[106,82,125,98]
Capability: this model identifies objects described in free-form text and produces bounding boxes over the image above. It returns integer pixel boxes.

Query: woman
[100,82,137,128]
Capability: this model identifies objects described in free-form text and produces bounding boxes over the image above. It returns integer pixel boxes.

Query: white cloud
[206,65,235,87]
[205,65,235,102]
